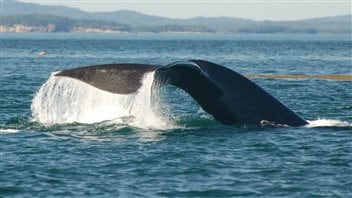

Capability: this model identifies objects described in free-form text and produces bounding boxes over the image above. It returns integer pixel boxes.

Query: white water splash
[31,71,175,130]
[305,119,352,128]
[0,129,20,134]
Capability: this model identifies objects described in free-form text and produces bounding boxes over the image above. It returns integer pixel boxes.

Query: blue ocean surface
[1,33,351,197]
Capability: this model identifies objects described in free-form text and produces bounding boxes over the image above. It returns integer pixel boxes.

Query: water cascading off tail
[31,71,174,129]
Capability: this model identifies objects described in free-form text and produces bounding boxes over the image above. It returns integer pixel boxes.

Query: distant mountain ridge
[1,1,351,33]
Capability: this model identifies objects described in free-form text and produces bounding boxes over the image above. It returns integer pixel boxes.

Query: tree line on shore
[1,14,350,34]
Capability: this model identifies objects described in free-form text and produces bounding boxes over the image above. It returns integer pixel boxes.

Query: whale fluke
[55,60,308,126]
[56,63,158,94]
[156,60,307,126]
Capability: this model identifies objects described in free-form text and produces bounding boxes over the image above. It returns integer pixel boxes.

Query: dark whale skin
[56,60,308,126]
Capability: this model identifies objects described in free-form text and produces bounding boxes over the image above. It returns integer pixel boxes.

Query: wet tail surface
[56,60,308,126]
[56,63,159,94]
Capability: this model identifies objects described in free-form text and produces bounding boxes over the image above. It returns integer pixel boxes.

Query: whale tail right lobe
[155,60,308,126]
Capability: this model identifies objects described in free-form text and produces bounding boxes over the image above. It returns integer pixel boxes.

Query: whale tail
[56,60,308,126]
[56,63,159,94]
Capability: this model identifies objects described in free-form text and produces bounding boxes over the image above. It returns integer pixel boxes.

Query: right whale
[56,60,308,127]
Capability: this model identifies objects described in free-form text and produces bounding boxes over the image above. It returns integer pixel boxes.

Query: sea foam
[305,119,352,128]
[0,129,20,134]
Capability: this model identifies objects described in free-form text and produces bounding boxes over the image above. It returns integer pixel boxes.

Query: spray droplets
[31,72,175,130]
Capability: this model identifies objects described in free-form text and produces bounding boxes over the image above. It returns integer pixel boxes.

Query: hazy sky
[19,0,351,21]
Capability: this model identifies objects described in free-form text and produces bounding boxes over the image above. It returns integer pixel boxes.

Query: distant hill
[2,0,89,18]
[1,1,351,33]
[1,1,174,27]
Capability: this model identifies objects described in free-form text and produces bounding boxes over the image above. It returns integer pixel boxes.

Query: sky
[19,0,352,21]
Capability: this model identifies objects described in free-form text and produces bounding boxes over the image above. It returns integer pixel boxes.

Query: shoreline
[1,25,350,35]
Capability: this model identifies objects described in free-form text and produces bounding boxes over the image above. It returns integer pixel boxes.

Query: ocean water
[1,33,351,197]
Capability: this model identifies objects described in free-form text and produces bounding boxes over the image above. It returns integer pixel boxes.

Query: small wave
[0,129,20,134]
[305,119,352,128]
[247,74,352,81]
